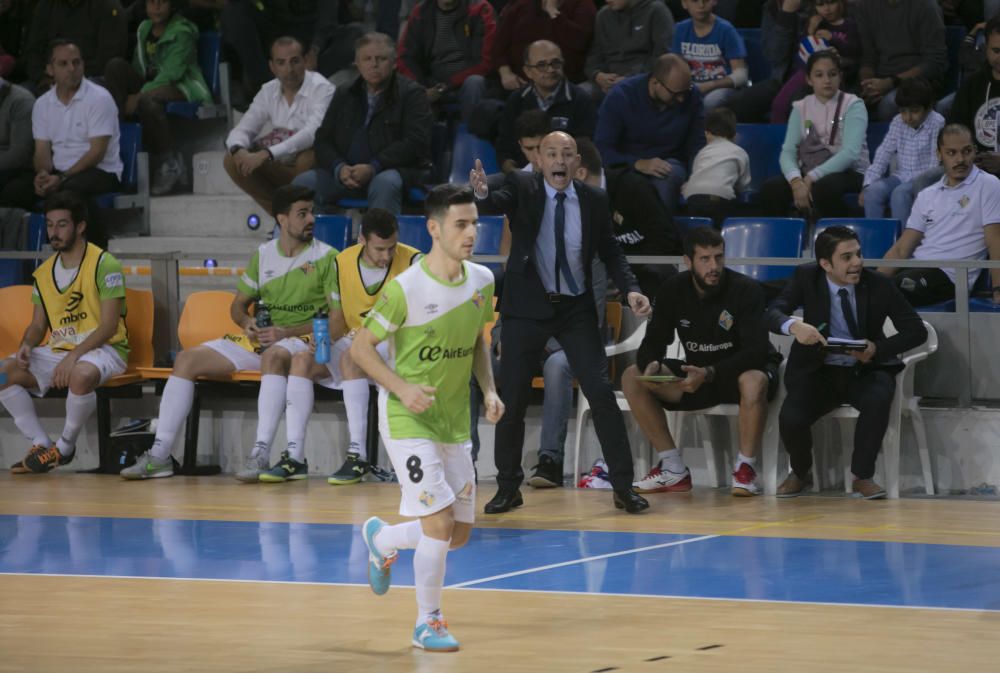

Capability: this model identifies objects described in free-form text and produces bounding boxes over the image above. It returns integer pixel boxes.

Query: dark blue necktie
[838,288,860,339]
[554,192,579,295]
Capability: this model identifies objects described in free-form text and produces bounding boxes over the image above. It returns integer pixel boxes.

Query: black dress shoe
[484,489,523,514]
[612,488,649,514]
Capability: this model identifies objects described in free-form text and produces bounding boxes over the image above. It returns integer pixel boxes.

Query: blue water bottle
[313,311,330,364]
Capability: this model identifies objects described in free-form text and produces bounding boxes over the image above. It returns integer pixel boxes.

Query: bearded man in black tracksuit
[621,226,781,497]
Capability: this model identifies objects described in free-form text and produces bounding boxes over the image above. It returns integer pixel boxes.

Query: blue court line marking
[3,515,1000,612]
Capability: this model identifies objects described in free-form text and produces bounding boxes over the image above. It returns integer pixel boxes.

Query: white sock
[284,376,314,462]
[414,536,450,626]
[151,376,195,460]
[374,520,423,556]
[254,374,287,452]
[342,379,369,453]
[56,391,97,456]
[657,448,685,474]
[0,385,51,447]
[736,453,756,469]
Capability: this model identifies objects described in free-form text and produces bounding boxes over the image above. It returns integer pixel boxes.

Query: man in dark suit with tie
[469,131,653,514]
[767,226,927,499]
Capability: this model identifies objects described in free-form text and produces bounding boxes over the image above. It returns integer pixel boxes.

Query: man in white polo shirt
[224,36,335,216]
[4,39,122,246]
[880,124,1000,307]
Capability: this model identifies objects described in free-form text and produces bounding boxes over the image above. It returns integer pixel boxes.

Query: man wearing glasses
[496,40,596,174]
[594,53,705,222]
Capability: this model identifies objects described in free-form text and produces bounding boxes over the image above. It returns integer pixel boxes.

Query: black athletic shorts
[655,356,780,411]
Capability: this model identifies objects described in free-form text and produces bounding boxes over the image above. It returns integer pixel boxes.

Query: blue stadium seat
[737,28,771,85]
[970,297,1000,312]
[314,214,353,250]
[735,124,786,191]
[944,25,967,95]
[866,122,891,162]
[674,216,714,235]
[474,216,504,255]
[449,123,499,185]
[0,213,47,288]
[397,215,432,253]
[165,31,228,120]
[812,218,900,259]
[721,217,806,282]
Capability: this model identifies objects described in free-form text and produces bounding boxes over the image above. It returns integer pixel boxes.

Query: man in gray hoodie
[582,0,674,103]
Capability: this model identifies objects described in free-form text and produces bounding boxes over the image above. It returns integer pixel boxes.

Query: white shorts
[384,436,476,522]
[317,334,390,389]
[202,336,310,371]
[15,345,127,397]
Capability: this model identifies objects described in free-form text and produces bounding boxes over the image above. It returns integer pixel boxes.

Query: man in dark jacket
[949,15,1000,176]
[293,32,433,215]
[496,40,596,172]
[23,0,127,91]
[396,0,497,123]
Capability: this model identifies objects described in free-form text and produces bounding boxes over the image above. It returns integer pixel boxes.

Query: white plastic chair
[764,320,938,498]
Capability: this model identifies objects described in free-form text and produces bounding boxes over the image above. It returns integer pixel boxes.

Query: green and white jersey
[236,238,338,327]
[364,258,494,444]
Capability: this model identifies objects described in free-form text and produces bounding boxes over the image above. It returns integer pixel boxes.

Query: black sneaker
[527,454,563,488]
[258,451,308,483]
[328,453,369,485]
[368,464,398,483]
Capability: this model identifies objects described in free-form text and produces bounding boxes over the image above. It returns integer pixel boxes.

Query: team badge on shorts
[718,310,734,331]
[455,482,474,505]
[419,491,436,508]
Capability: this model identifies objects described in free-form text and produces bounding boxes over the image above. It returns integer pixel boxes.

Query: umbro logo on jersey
[66,291,84,312]
[424,303,439,315]
[679,319,691,328]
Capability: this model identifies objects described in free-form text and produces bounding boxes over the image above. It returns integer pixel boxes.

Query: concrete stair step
[192,150,245,196]
[149,193,272,238]
[109,236,262,257]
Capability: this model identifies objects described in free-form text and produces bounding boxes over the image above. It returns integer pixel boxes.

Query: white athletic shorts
[202,336,310,371]
[317,334,390,390]
[384,434,477,522]
[17,344,127,397]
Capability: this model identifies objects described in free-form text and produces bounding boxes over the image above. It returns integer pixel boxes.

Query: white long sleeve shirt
[225,71,335,161]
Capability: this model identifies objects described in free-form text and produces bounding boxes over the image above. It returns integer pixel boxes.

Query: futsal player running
[351,183,503,652]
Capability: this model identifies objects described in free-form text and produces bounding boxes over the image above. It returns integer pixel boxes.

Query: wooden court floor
[1,474,999,673]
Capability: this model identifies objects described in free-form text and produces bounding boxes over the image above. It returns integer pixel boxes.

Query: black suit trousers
[779,365,896,481]
[495,294,634,491]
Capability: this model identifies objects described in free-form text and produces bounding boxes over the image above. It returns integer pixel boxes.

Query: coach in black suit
[470,131,653,514]
[767,226,927,500]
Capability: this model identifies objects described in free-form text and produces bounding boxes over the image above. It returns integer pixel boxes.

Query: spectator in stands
[577,137,679,295]
[681,106,750,227]
[495,41,596,173]
[103,0,211,197]
[121,184,338,480]
[855,0,948,122]
[509,109,550,173]
[493,0,597,89]
[948,15,1000,178]
[224,36,334,216]
[2,192,129,474]
[594,54,706,223]
[672,0,748,111]
[23,0,128,93]
[277,209,420,487]
[581,0,674,104]
[293,32,433,215]
[0,77,35,210]
[396,0,497,124]
[758,50,869,219]
[879,124,1000,307]
[771,0,860,124]
[623,226,778,497]
[0,0,32,82]
[769,226,927,499]
[2,40,122,248]
[861,77,944,222]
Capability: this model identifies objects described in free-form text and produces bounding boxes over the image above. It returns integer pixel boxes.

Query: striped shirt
[863,110,945,188]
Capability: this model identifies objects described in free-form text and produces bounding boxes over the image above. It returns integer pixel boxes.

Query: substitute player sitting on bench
[121,184,337,480]
[3,192,130,473]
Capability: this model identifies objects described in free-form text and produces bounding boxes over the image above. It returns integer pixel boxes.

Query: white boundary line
[2,571,998,614]
[446,534,720,588]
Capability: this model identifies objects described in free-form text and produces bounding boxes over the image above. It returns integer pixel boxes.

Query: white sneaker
[120,451,173,480]
[632,464,692,493]
[235,452,269,482]
[731,462,761,496]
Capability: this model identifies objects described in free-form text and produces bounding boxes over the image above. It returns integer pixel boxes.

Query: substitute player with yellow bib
[121,185,337,480]
[2,193,129,474]
[279,208,419,485]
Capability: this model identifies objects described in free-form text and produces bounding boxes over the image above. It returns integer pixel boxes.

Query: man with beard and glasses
[121,184,339,480]
[622,226,780,497]
[769,226,926,499]
[2,191,129,474]
[879,123,1000,307]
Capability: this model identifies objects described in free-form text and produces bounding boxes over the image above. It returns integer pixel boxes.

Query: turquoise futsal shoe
[412,616,460,652]
[362,516,397,595]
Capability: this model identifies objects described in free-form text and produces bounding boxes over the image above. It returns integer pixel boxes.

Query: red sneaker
[731,462,761,496]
